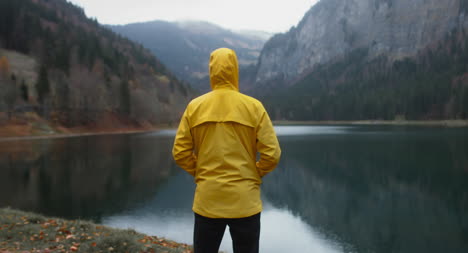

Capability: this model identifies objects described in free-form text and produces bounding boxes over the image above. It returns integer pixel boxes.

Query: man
[172,48,281,253]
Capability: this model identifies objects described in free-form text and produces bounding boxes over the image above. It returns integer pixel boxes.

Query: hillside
[0,0,192,136]
[109,20,270,92]
[251,0,468,120]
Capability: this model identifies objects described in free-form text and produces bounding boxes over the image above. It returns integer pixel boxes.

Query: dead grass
[0,208,193,253]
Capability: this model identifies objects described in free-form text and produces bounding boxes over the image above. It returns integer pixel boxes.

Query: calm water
[1,126,468,253]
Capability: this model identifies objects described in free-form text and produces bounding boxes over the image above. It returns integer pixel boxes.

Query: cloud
[69,0,319,32]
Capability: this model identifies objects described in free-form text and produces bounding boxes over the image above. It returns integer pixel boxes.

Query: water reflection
[0,134,177,221]
[263,125,468,253]
[103,196,341,253]
[274,125,351,136]
[99,157,341,253]
[1,126,468,253]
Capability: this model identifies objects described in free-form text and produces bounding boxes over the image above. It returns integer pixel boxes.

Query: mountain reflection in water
[264,125,468,253]
[0,134,177,220]
[102,170,341,253]
[0,126,467,253]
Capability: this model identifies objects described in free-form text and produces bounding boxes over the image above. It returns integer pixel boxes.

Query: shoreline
[2,119,468,141]
[0,112,175,141]
[273,119,468,127]
[0,128,161,142]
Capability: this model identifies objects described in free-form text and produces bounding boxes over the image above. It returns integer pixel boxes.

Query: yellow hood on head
[209,48,239,91]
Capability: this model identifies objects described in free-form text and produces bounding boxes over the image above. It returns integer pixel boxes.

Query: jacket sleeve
[256,109,281,177]
[172,109,197,176]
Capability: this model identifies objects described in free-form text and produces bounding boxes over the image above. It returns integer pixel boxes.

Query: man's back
[182,87,278,218]
[172,47,280,252]
[174,49,280,218]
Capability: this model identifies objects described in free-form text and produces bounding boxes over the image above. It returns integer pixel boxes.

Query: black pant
[193,212,261,253]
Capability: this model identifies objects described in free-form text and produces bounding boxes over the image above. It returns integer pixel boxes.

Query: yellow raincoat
[172,48,281,218]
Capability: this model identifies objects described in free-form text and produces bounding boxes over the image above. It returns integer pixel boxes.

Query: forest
[0,0,190,129]
[260,27,468,121]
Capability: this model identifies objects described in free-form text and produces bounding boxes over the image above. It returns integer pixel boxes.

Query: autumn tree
[0,56,10,79]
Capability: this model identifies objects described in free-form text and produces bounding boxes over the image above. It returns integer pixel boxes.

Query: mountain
[109,20,271,91]
[234,29,274,41]
[252,0,468,120]
[256,0,466,85]
[0,0,192,134]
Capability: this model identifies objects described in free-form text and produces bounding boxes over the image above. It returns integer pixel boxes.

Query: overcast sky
[68,0,319,33]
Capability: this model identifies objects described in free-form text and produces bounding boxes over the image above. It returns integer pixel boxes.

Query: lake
[1,126,467,253]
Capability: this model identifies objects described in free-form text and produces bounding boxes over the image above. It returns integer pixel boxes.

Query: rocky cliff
[256,0,468,85]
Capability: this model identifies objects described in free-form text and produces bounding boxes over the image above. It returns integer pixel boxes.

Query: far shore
[0,127,162,142]
[0,111,178,141]
[273,119,468,127]
[1,119,468,141]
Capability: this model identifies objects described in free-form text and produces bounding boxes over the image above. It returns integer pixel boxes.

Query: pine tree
[36,65,50,104]
[463,88,468,118]
[120,80,131,115]
[21,80,28,102]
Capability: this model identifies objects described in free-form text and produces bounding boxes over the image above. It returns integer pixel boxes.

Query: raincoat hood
[209,48,239,91]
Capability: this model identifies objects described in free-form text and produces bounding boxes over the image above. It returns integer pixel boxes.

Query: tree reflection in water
[263,126,468,253]
[0,133,177,222]
[1,126,468,253]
